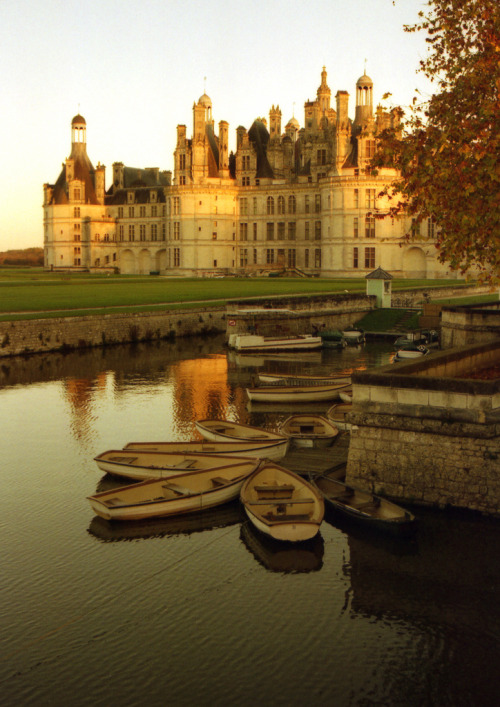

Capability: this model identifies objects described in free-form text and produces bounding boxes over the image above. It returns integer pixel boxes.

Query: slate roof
[366,266,393,280]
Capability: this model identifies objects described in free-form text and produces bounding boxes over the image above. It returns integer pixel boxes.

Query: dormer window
[150,191,157,203]
[127,192,134,204]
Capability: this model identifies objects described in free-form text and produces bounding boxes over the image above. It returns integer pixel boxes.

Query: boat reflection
[88,499,245,542]
[228,350,323,368]
[240,521,324,573]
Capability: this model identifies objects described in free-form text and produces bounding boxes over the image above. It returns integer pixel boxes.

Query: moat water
[1,335,499,706]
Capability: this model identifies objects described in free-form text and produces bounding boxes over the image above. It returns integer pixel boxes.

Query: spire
[317,66,331,112]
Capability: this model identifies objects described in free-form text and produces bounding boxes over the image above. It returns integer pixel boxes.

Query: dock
[281,432,349,479]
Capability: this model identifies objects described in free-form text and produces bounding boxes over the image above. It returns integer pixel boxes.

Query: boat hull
[195,419,286,445]
[279,414,339,448]
[123,439,288,461]
[230,334,322,352]
[246,383,347,403]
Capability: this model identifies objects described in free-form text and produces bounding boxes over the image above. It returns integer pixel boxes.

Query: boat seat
[162,482,191,496]
[255,483,294,500]
[173,460,197,469]
[211,476,228,487]
[352,499,380,511]
[265,512,312,521]
[246,498,314,506]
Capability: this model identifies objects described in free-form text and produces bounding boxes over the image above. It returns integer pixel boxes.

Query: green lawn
[0,268,471,321]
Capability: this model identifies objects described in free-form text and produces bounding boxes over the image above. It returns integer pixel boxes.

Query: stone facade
[346,342,500,516]
[441,303,500,348]
[43,69,456,279]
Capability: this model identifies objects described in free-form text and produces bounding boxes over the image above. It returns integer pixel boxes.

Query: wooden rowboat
[246,382,349,403]
[123,438,288,461]
[279,414,339,448]
[339,387,353,403]
[240,462,324,542]
[258,371,351,385]
[326,403,353,430]
[87,459,259,521]
[195,419,286,444]
[310,474,416,534]
[94,450,259,482]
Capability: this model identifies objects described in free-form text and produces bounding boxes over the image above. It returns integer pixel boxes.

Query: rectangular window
[173,248,180,266]
[277,222,285,240]
[305,195,310,214]
[317,149,326,165]
[427,217,436,238]
[266,249,274,264]
[161,223,166,241]
[128,225,135,241]
[365,216,376,238]
[277,249,285,266]
[288,249,296,268]
[253,197,258,215]
[240,223,248,241]
[288,222,296,240]
[314,221,322,240]
[266,223,274,241]
[353,247,359,269]
[151,224,158,241]
[253,222,258,240]
[354,189,359,209]
[128,206,134,218]
[73,188,81,201]
[140,206,146,217]
[173,222,180,240]
[305,222,310,240]
[74,207,80,218]
[240,198,248,215]
[118,207,123,218]
[315,249,321,268]
[151,205,157,217]
[315,194,321,213]
[354,217,359,238]
[304,249,309,268]
[179,176,186,185]
[240,248,248,267]
[119,225,124,241]
[253,248,257,264]
[179,154,186,170]
[140,224,146,241]
[365,140,376,159]
[365,189,376,209]
[173,197,180,215]
[364,247,375,268]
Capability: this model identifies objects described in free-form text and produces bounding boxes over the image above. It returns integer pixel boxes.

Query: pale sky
[0,0,433,252]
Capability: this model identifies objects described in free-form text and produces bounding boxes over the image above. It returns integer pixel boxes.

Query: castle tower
[354,74,373,126]
[317,66,331,113]
[269,105,282,140]
[218,120,229,177]
[71,114,87,154]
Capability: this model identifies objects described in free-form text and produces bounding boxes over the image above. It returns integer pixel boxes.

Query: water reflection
[88,500,244,542]
[240,521,324,573]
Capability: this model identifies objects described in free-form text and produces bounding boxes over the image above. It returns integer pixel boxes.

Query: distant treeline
[0,248,44,266]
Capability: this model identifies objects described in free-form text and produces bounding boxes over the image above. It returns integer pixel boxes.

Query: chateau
[43,68,451,278]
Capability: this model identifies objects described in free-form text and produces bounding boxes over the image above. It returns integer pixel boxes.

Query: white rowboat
[88,460,259,521]
[246,382,349,403]
[123,438,288,461]
[228,334,322,352]
[94,450,259,482]
[240,462,324,542]
[195,419,287,444]
[279,415,339,448]
[258,372,351,385]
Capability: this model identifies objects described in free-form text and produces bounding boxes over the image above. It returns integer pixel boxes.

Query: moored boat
[310,474,416,534]
[394,343,430,360]
[87,459,259,521]
[258,371,351,386]
[342,326,365,344]
[123,438,288,461]
[246,382,349,403]
[339,387,353,403]
[326,403,353,430]
[279,414,339,448]
[195,419,286,444]
[229,334,322,352]
[240,462,324,542]
[319,329,347,349]
[94,449,265,481]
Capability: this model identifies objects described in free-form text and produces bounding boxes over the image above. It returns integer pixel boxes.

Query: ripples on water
[1,336,499,706]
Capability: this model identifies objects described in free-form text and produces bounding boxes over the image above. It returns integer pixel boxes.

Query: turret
[354,74,373,126]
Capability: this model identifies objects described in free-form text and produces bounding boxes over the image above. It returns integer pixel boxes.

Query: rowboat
[94,449,259,482]
[394,343,430,360]
[279,414,339,448]
[228,334,323,352]
[326,403,353,430]
[240,462,324,542]
[195,419,286,444]
[319,329,347,349]
[246,382,349,403]
[342,327,365,344]
[87,460,259,521]
[310,474,416,535]
[123,438,288,460]
[258,371,351,386]
[339,387,353,403]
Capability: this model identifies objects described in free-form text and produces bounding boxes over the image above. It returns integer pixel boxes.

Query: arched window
[277,196,285,215]
[266,196,274,215]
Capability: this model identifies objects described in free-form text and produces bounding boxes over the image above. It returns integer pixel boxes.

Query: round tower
[354,74,373,125]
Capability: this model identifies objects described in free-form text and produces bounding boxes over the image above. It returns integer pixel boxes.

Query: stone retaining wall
[0,307,226,358]
[441,303,500,348]
[346,341,500,516]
